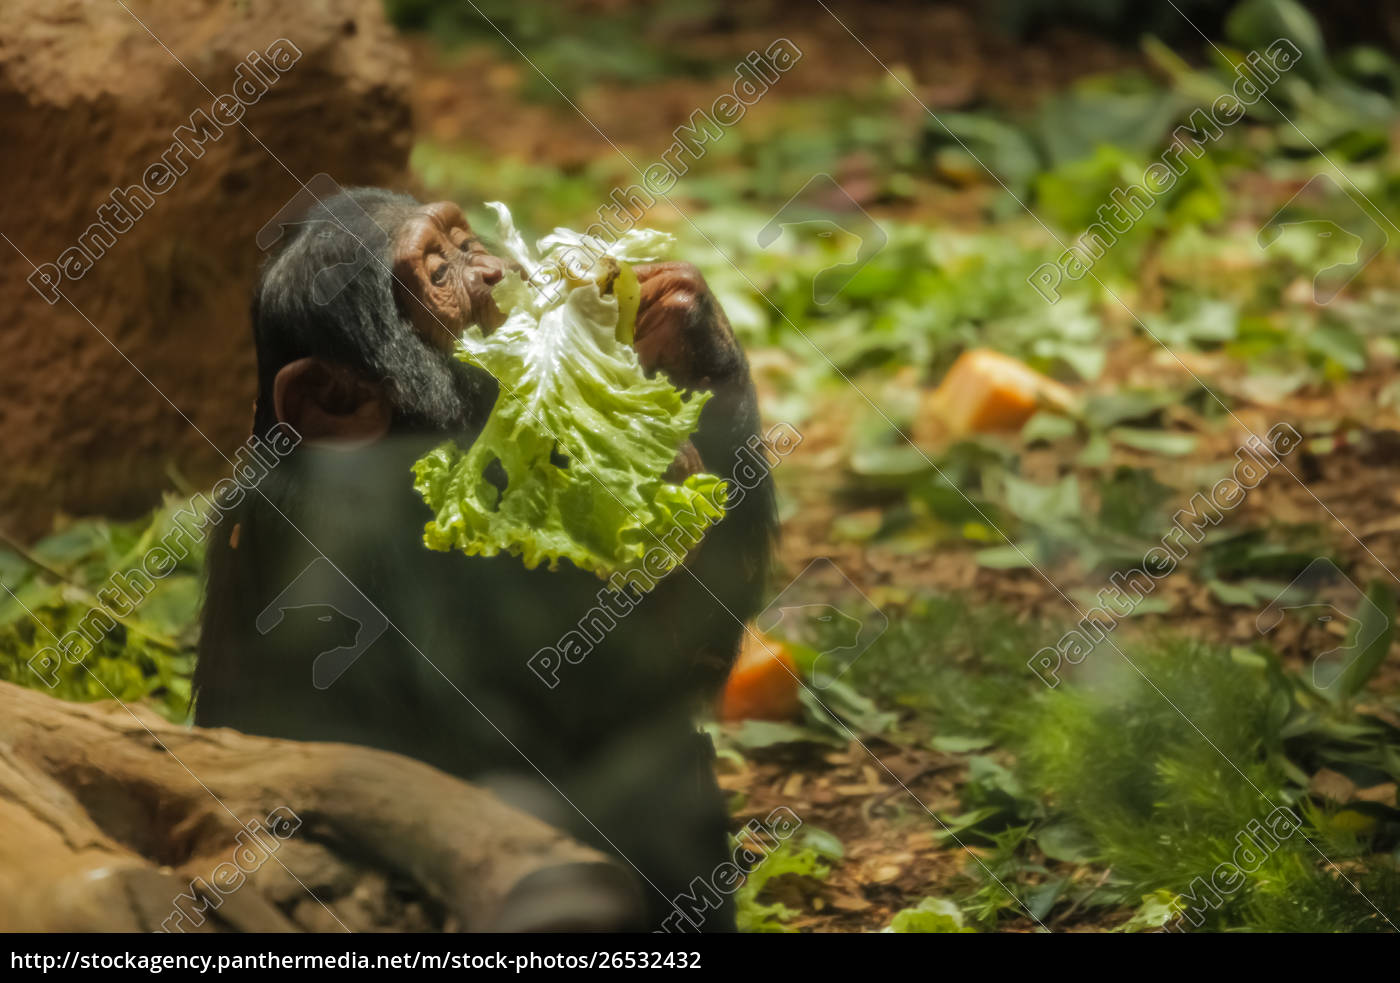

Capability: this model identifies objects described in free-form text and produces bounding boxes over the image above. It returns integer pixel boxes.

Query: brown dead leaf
[1309,767,1357,803]
[833,784,885,797]
[872,864,903,883]
[830,892,873,913]
[1354,783,1397,805]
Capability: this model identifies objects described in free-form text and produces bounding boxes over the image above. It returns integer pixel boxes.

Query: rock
[0,0,413,539]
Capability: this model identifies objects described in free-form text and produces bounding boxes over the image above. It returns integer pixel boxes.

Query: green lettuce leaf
[884,897,976,933]
[412,203,727,577]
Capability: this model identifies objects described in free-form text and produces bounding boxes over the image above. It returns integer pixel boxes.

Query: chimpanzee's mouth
[470,290,507,335]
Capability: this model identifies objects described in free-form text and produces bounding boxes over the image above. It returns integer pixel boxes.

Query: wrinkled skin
[392,200,511,347]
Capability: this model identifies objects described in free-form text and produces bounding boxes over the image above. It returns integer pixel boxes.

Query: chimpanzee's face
[392,200,513,348]
[258,194,516,446]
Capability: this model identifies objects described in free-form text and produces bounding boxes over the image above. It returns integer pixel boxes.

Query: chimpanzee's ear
[273,357,392,446]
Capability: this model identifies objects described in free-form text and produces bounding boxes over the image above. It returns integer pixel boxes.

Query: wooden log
[0,681,641,932]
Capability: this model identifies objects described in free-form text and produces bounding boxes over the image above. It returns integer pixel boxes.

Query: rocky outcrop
[0,0,413,539]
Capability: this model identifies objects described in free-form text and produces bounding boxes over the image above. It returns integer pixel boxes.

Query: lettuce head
[412,203,727,578]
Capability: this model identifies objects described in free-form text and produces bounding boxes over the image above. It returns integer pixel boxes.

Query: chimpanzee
[194,188,776,931]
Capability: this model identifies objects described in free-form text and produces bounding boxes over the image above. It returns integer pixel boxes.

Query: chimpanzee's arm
[631,262,778,690]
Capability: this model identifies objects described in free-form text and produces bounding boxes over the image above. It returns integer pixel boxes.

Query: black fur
[196,189,777,930]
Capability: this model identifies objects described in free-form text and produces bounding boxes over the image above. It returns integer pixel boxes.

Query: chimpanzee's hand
[631,262,752,484]
[630,261,773,694]
[631,262,744,394]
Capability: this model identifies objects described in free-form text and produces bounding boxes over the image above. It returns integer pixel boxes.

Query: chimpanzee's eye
[447,225,475,251]
[429,258,449,286]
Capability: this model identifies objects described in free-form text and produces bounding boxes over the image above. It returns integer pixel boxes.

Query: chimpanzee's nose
[478,255,507,285]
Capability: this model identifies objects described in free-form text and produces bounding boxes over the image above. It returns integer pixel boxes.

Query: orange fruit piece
[927,349,1075,435]
[719,632,801,722]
